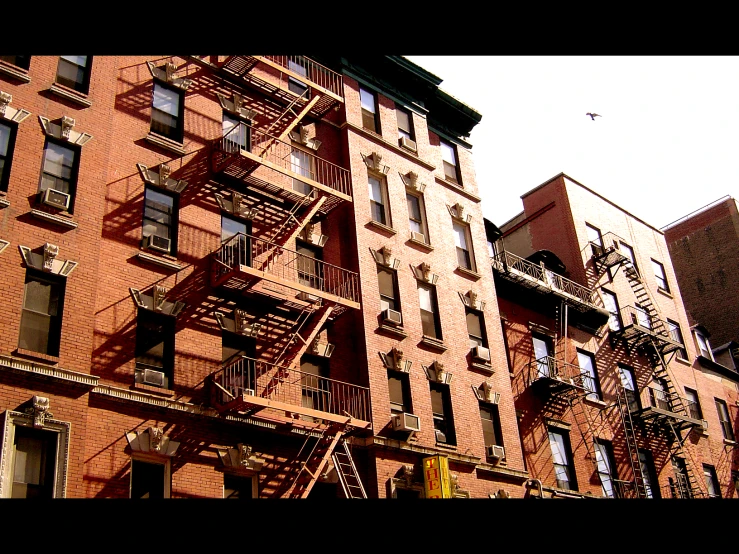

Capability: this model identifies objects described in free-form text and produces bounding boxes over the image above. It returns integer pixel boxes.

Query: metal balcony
[528,355,596,395]
[609,305,684,355]
[629,385,704,432]
[211,232,360,310]
[588,232,630,274]
[211,123,352,217]
[210,355,371,431]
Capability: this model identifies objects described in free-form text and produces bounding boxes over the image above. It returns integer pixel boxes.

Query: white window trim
[0,410,70,498]
[130,453,172,499]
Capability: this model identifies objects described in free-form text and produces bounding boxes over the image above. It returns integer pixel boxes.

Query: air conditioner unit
[392,412,421,432]
[382,308,403,326]
[142,368,166,387]
[486,445,505,461]
[410,231,426,243]
[472,345,491,363]
[42,187,71,210]
[244,389,255,397]
[398,136,417,152]
[297,291,320,303]
[143,234,171,254]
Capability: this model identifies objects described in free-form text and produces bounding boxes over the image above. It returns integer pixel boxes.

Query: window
[430,382,455,445]
[38,139,80,213]
[418,282,442,340]
[142,186,178,256]
[406,192,429,243]
[532,333,554,378]
[453,221,475,271]
[222,331,256,394]
[221,215,251,267]
[649,377,670,411]
[288,57,309,98]
[548,428,577,490]
[594,439,617,498]
[684,387,703,421]
[9,425,58,498]
[667,319,688,360]
[671,457,692,499]
[585,223,604,257]
[130,458,169,498]
[601,289,622,331]
[359,86,379,133]
[223,112,249,152]
[652,259,669,292]
[703,464,721,498]
[440,139,460,184]
[291,146,313,196]
[297,242,322,290]
[618,365,640,412]
[378,266,400,313]
[396,106,415,144]
[0,120,18,192]
[619,242,639,275]
[715,398,735,441]
[634,303,651,329]
[134,309,175,389]
[479,403,503,449]
[696,330,713,360]
[224,473,256,499]
[18,269,66,356]
[577,350,601,401]
[55,56,91,94]
[388,369,411,415]
[301,355,329,415]
[638,449,660,498]
[368,175,390,226]
[0,55,30,70]
[466,308,488,350]
[150,81,184,143]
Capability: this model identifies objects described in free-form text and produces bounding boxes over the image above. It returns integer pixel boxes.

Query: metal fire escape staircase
[287,421,367,498]
[614,385,648,498]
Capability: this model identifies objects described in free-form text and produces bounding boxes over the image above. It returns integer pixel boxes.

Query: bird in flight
[586,112,601,120]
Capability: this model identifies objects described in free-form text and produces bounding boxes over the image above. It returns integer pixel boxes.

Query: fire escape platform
[612,322,683,354]
[632,406,703,431]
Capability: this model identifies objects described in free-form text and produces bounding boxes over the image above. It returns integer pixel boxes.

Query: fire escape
[192,56,370,497]
[590,232,705,498]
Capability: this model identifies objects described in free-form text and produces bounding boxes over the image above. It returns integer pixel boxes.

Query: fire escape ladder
[667,419,705,498]
[622,261,668,339]
[288,422,346,498]
[260,193,326,267]
[615,385,648,498]
[332,439,367,498]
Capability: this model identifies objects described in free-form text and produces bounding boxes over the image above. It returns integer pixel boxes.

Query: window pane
[153,84,179,116]
[388,375,404,409]
[378,268,395,299]
[577,351,598,399]
[441,141,456,165]
[368,176,383,203]
[407,193,421,221]
[131,460,165,499]
[60,55,87,67]
[418,285,432,312]
[586,224,602,246]
[360,88,376,113]
[0,123,10,156]
[466,311,482,338]
[222,215,247,242]
[453,222,468,249]
[19,311,51,353]
[43,142,75,180]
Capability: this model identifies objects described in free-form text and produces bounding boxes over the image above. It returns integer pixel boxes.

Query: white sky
[405,56,738,230]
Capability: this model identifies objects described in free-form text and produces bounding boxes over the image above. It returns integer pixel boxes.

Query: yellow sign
[422,455,451,498]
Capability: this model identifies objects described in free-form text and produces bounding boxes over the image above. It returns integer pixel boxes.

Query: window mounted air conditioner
[392,412,420,432]
[382,308,403,326]
[42,187,71,210]
[142,368,166,387]
[244,389,255,397]
[410,231,426,243]
[472,345,491,363]
[398,136,417,152]
[297,291,320,303]
[486,445,505,461]
[143,234,171,254]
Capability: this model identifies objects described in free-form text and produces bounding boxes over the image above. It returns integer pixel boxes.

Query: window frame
[18,268,66,357]
[142,185,179,256]
[440,138,461,185]
[585,223,604,257]
[55,55,92,94]
[222,111,251,153]
[418,281,443,340]
[651,259,669,292]
[38,138,81,213]
[576,349,601,401]
[601,288,622,331]
[368,174,391,227]
[638,449,660,499]
[619,241,639,276]
[150,80,185,143]
[0,119,18,193]
[618,364,641,412]
[378,265,400,314]
[387,369,412,415]
[134,308,176,390]
[479,402,504,449]
[695,330,714,361]
[594,439,618,498]
[290,144,314,196]
[532,333,554,378]
[703,464,721,498]
[667,319,688,360]
[430,381,456,446]
[223,472,258,499]
[296,241,323,290]
[300,353,330,416]
[287,57,310,98]
[0,55,31,70]
[548,427,577,491]
[359,86,380,134]
[396,105,415,142]
[715,398,735,441]
[406,190,429,244]
[684,387,703,421]
[453,220,476,272]
[465,307,488,350]
[130,456,171,499]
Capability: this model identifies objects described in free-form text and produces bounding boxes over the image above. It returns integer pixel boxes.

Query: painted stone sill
[48,83,92,108]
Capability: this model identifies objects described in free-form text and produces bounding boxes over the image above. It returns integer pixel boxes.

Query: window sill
[434,176,482,203]
[131,382,176,398]
[656,287,673,299]
[145,132,186,156]
[419,335,447,352]
[455,266,482,281]
[583,397,608,409]
[14,348,59,365]
[723,438,737,447]
[469,361,495,375]
[48,83,92,108]
[367,220,397,236]
[0,62,31,83]
[376,323,408,340]
[407,236,433,252]
[675,355,691,365]
[434,441,457,451]
[0,196,9,209]
[30,208,78,230]
[137,251,184,271]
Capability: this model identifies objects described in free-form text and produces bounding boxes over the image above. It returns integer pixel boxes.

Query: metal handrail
[214,232,360,304]
[259,55,344,98]
[215,123,352,198]
[644,385,698,418]
[529,355,595,392]
[212,355,371,423]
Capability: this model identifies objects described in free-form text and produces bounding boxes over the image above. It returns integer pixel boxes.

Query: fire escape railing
[212,355,371,423]
[258,55,344,99]
[213,232,360,304]
[528,355,595,391]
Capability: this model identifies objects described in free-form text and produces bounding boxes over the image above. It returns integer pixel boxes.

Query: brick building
[488,173,739,498]
[0,55,526,498]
